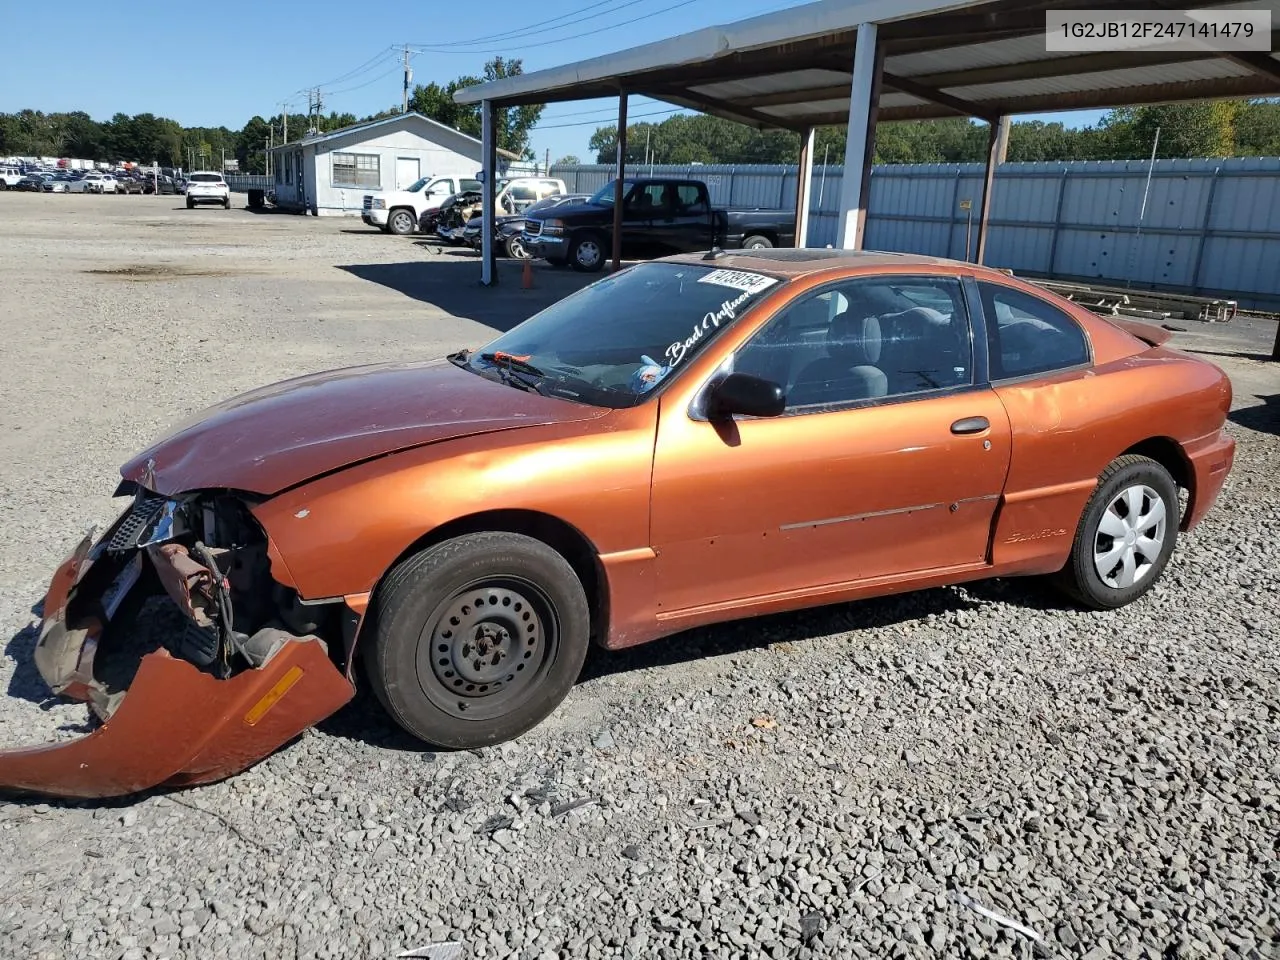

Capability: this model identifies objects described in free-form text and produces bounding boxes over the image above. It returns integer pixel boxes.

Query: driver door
[622,182,665,258]
[649,274,1012,616]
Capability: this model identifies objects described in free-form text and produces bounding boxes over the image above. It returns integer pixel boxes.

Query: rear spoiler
[1110,317,1174,347]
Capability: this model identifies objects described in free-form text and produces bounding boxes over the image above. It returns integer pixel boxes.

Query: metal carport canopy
[456,0,1280,279]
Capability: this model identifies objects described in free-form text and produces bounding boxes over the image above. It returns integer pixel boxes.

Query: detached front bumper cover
[0,518,354,800]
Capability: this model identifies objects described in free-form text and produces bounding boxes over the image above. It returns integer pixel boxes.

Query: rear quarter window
[978,282,1091,380]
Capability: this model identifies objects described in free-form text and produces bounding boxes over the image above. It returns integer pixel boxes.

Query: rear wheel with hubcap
[1054,455,1178,609]
[362,532,591,749]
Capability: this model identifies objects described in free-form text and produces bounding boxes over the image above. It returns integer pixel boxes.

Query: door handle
[950,416,990,435]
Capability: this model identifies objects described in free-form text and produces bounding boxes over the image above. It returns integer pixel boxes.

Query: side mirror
[707,372,785,419]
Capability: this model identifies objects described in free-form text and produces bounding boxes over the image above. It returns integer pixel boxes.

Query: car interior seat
[787,310,889,407]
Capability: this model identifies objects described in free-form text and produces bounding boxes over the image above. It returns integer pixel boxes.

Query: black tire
[223,197,231,209]
[388,208,416,235]
[362,532,591,749]
[186,198,194,209]
[742,235,774,250]
[1053,455,1179,610]
[505,234,531,260]
[569,232,606,272]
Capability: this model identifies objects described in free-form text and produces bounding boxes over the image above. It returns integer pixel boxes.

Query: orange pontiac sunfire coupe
[1,250,1235,798]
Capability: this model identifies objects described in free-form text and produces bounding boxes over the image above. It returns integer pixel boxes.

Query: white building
[267,112,525,217]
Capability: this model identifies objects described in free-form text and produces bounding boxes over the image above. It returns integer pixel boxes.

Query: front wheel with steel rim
[1054,454,1179,610]
[362,532,591,749]
[569,233,605,272]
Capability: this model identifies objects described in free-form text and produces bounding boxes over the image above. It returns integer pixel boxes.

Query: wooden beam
[975,120,1001,264]
[795,127,814,248]
[612,93,627,273]
[1226,51,1280,84]
[736,82,853,110]
[881,72,1000,123]
[656,88,805,131]
[856,39,885,249]
[902,50,1211,89]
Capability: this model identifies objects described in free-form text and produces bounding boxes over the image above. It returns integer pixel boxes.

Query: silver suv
[185,172,231,209]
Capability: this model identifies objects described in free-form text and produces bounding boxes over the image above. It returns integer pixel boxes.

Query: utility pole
[279,101,289,145]
[544,148,550,176]
[402,46,412,113]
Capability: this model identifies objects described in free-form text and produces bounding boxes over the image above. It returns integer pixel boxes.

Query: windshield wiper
[478,351,546,377]
[475,351,552,395]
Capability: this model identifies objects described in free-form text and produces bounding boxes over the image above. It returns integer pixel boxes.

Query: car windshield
[189,173,222,182]
[461,262,783,408]
[405,177,430,192]
[587,180,636,206]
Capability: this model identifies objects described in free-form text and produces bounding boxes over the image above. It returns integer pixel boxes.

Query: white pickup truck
[362,175,482,235]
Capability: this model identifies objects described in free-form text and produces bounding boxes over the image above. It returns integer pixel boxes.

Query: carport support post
[837,22,883,250]
[481,99,498,286]
[612,93,628,271]
[795,127,814,247]
[974,116,1003,265]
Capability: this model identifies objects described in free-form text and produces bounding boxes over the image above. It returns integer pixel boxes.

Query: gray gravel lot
[1,192,1277,960]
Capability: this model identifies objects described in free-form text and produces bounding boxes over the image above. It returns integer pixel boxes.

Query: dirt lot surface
[1,192,1277,960]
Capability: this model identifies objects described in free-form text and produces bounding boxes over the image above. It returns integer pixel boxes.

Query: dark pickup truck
[523,177,796,272]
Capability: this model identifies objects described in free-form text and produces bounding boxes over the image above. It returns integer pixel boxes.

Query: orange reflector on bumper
[244,665,304,726]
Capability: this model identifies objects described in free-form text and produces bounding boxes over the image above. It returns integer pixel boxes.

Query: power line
[326,64,404,98]
[410,0,680,48]
[407,0,704,54]
[305,46,399,91]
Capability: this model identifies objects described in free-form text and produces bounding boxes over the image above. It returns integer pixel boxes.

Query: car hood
[528,201,611,223]
[121,359,608,497]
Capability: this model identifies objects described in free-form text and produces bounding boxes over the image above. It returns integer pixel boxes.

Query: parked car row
[1,167,179,195]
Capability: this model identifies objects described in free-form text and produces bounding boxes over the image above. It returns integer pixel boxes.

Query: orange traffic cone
[521,257,534,289]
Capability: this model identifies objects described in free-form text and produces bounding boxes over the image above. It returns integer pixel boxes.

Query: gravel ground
[1,193,1277,960]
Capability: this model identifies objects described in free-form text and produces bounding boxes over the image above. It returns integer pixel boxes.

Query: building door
[396,157,420,191]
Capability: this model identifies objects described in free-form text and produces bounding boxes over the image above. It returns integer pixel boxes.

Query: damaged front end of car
[0,485,355,799]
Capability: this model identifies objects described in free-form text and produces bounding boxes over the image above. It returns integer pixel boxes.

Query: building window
[284,156,292,185]
[332,152,380,189]
[274,161,282,185]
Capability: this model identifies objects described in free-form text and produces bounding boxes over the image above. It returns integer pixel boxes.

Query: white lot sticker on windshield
[697,269,778,295]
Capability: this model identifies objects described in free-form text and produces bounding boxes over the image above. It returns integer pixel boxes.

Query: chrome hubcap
[577,241,600,266]
[1093,484,1167,589]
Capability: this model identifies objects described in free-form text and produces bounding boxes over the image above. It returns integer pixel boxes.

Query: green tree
[1098,103,1240,159]
[1229,98,1280,156]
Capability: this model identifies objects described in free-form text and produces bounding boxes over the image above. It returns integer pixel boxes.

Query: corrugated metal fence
[550,158,1280,310]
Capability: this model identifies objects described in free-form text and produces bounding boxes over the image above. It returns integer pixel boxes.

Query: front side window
[332,152,380,189]
[463,263,783,408]
[732,276,973,411]
[978,282,1091,380]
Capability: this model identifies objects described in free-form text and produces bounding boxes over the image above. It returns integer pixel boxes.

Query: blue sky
[0,0,1104,160]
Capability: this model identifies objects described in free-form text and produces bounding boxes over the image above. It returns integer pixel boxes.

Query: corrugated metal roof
[945,59,1255,101]
[454,0,1280,131]
[690,69,852,100]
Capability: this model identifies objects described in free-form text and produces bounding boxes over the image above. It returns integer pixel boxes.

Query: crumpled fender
[0,638,353,799]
